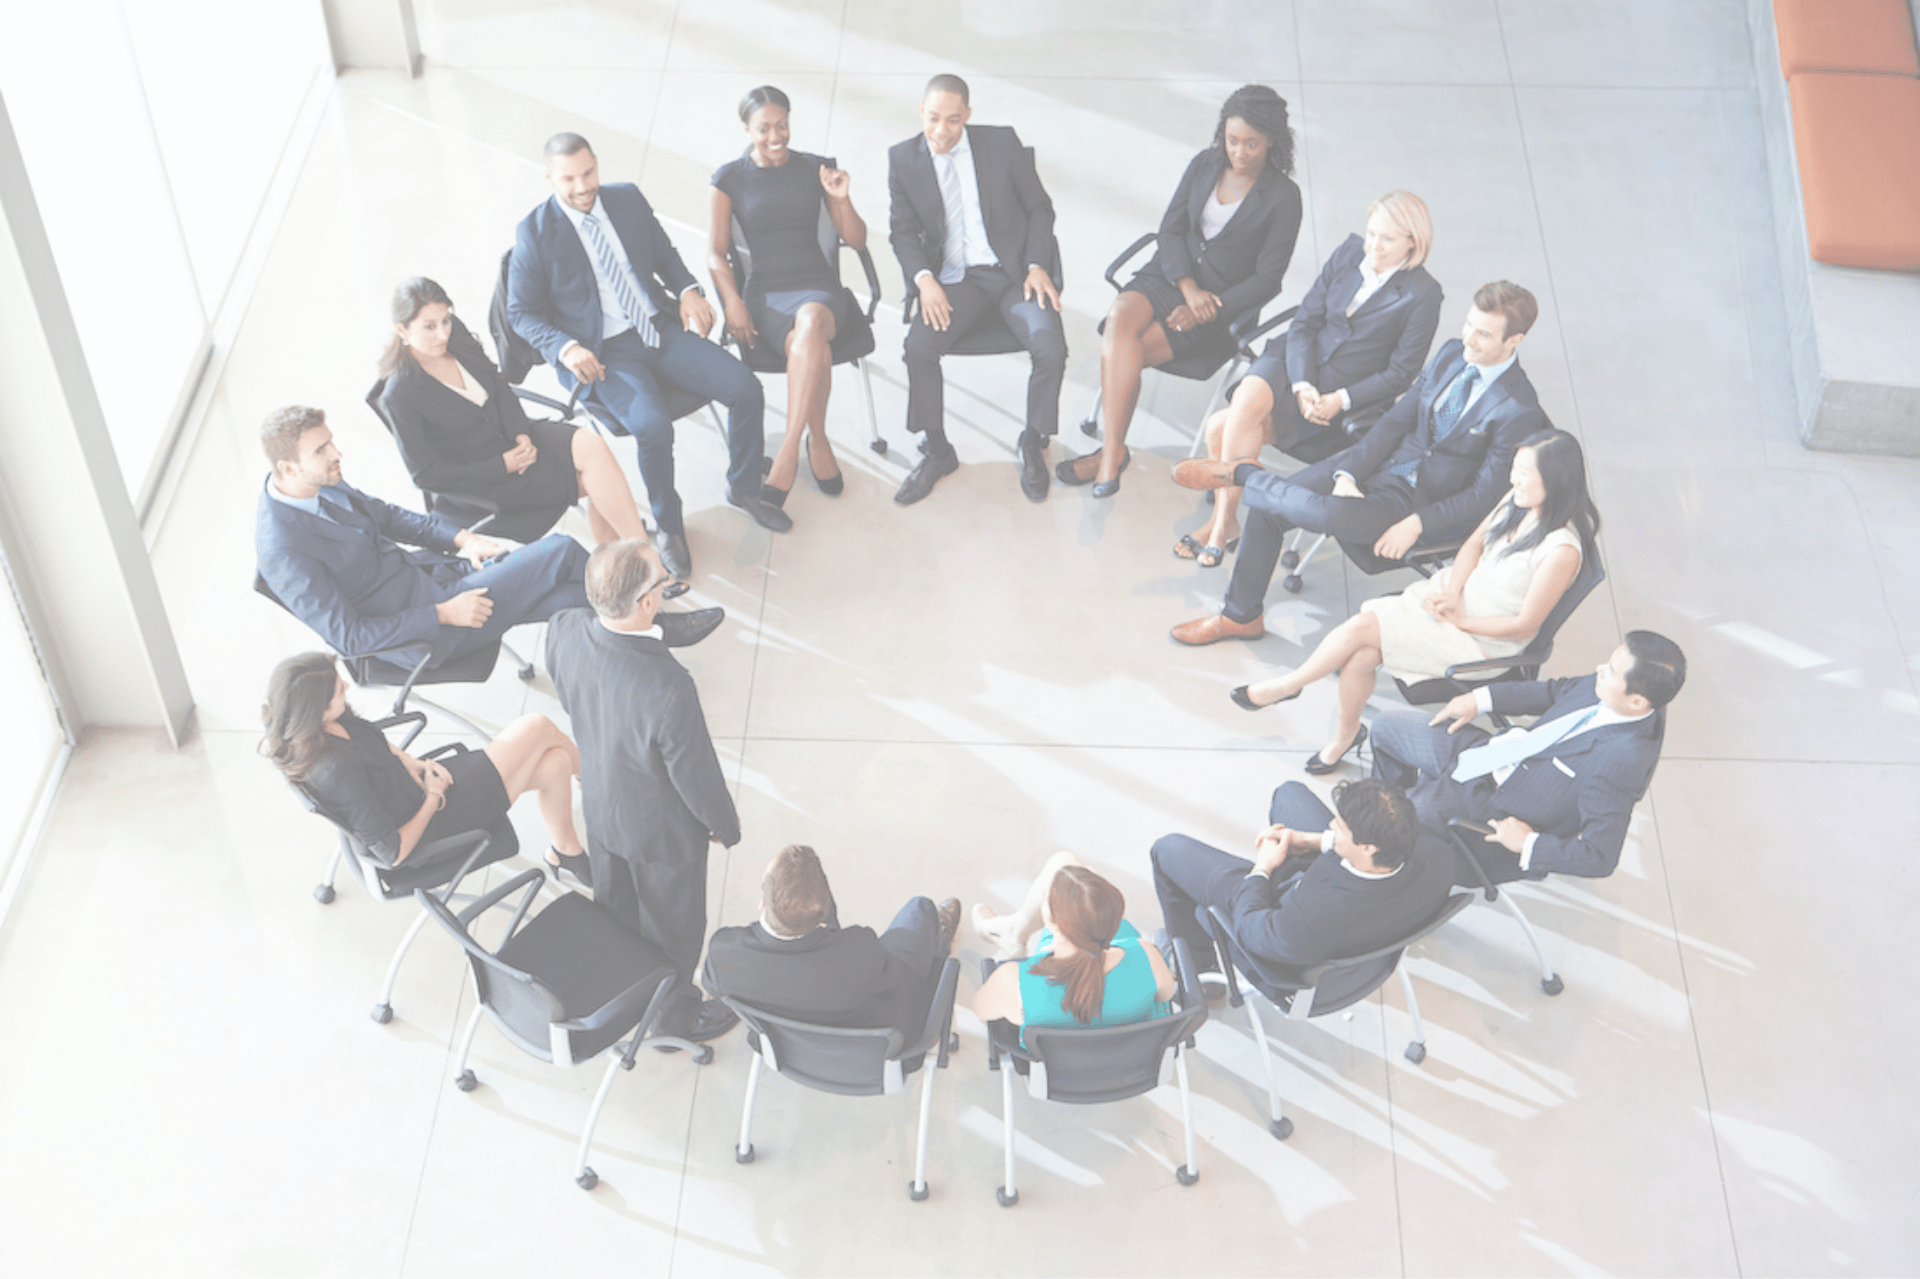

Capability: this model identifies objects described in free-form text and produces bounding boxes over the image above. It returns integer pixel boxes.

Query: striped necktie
[936,152,970,285]
[1452,705,1599,783]
[1431,364,1479,441]
[578,212,660,348]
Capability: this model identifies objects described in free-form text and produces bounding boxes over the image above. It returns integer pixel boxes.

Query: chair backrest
[417,871,568,1055]
[727,1002,906,1096]
[489,248,541,386]
[1526,538,1606,665]
[1019,1003,1208,1104]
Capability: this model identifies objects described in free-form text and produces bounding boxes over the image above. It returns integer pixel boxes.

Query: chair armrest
[371,710,429,750]
[1445,820,1503,901]
[450,865,545,924]
[1201,907,1246,1007]
[1230,303,1296,361]
[1443,642,1549,682]
[851,244,883,322]
[1168,936,1204,1013]
[901,956,961,1067]
[420,741,472,761]
[408,827,499,903]
[422,488,502,536]
[556,970,670,1035]
[511,386,571,416]
[1103,232,1158,291]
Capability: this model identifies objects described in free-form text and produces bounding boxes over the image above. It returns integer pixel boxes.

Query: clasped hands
[1252,823,1319,875]
[404,754,452,799]
[502,434,537,474]
[1296,386,1345,427]
[1166,279,1220,334]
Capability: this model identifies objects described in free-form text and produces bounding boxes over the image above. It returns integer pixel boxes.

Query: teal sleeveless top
[1016,919,1170,1048]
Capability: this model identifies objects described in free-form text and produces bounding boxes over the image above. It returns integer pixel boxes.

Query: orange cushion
[1775,0,1920,77]
[1789,73,1920,269]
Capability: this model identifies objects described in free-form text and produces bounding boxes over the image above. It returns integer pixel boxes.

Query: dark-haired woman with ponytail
[709,84,868,505]
[971,853,1174,1046]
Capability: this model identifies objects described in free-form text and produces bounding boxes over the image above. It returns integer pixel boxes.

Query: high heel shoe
[1303,723,1368,775]
[806,436,843,496]
[1230,684,1301,712]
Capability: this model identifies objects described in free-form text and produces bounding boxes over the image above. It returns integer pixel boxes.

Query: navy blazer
[1224,835,1452,977]
[1280,234,1444,424]
[507,184,699,365]
[1326,339,1547,543]
[1477,675,1666,879]
[887,124,1059,295]
[1148,149,1303,323]
[255,478,465,662]
[703,919,937,1042]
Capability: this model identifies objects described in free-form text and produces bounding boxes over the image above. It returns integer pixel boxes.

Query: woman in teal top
[972,854,1175,1046]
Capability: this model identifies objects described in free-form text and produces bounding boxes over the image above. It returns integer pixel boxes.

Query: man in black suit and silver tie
[544,539,744,1044]
[887,73,1068,505]
[1370,632,1686,886]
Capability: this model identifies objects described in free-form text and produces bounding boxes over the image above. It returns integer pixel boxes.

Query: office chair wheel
[576,1168,598,1191]
[371,1003,393,1025]
[947,1033,959,1054]
[313,884,335,904]
[871,438,888,456]
[908,1180,929,1202]
[1405,1042,1427,1065]
[1282,574,1304,594]
[1541,975,1565,996]
[455,1070,478,1092]
[1280,549,1300,570]
[1269,1117,1294,1141]
[996,1187,1018,1208]
[1080,417,1099,438]
[694,1045,715,1065]
[735,1145,755,1165]
[1176,1166,1200,1187]
[516,661,535,682]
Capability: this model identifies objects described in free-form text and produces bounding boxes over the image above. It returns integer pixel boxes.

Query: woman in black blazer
[1058,85,1303,497]
[1180,191,1443,567]
[379,276,652,547]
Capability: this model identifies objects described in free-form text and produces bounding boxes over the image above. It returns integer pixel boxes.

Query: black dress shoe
[654,530,692,580]
[656,606,725,648]
[1018,431,1050,502]
[894,443,959,505]
[678,999,740,1043]
[761,483,789,510]
[728,489,794,533]
[1304,723,1368,775]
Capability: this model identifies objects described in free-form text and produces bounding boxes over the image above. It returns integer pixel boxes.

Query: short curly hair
[1212,84,1295,176]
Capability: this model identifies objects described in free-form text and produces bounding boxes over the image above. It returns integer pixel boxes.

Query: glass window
[0,549,65,875]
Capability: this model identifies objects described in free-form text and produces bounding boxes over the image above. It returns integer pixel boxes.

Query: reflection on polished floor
[3,1,1919,1274]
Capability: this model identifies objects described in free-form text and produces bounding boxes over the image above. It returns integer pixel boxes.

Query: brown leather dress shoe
[1170,612,1266,646]
[1171,457,1258,491]
[936,897,963,953]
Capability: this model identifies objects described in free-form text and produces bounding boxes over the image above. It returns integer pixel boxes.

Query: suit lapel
[1349,270,1405,321]
[911,135,945,247]
[965,126,993,235]
[1452,363,1517,437]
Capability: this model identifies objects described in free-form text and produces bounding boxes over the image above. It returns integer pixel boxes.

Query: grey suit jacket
[887,124,1059,295]
[1280,234,1444,425]
[544,607,740,869]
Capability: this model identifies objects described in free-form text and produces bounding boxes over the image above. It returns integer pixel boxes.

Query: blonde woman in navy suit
[1058,85,1303,497]
[1180,192,1443,567]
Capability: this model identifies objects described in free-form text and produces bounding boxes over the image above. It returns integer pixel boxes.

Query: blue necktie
[1431,364,1479,442]
[1452,705,1599,783]
[937,151,970,285]
[578,212,660,348]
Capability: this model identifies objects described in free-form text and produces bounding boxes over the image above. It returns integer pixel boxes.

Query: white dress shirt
[556,195,700,359]
[915,132,1003,284]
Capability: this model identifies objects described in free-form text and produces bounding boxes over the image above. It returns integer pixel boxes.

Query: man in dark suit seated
[1151,779,1450,982]
[1168,281,1547,646]
[888,73,1068,505]
[544,539,744,1044]
[254,405,722,666]
[508,132,787,582]
[1371,632,1686,886]
[703,844,962,1041]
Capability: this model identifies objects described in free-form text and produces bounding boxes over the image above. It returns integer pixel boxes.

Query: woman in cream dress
[1231,430,1599,773]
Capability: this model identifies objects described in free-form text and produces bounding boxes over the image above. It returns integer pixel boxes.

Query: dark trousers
[879,896,947,1036]
[1151,781,1329,971]
[1369,712,1526,887]
[594,849,709,1033]
[429,533,589,665]
[1221,461,1417,624]
[903,265,1067,445]
[570,326,765,535]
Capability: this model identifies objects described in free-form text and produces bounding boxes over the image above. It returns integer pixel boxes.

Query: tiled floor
[3,1,1918,1274]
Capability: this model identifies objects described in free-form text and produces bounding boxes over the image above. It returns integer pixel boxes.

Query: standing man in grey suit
[545,539,742,1043]
[887,73,1067,505]
[1371,632,1686,886]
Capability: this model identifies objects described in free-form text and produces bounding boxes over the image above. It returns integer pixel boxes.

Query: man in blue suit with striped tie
[1369,633,1686,886]
[508,133,788,582]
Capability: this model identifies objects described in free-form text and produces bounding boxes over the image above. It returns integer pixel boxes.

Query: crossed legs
[972,850,1086,958]
[1243,609,1384,766]
[481,713,584,863]
[764,302,841,495]
[1187,374,1278,558]
[1062,290,1173,485]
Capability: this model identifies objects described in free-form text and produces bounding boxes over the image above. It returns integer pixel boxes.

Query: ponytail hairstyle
[260,652,342,782]
[738,84,791,125]
[1027,866,1127,1024]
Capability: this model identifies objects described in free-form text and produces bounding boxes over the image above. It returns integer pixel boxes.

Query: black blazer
[887,124,1060,295]
[703,920,936,1041]
[380,318,550,513]
[1329,339,1547,542]
[1225,836,1452,976]
[1148,149,1303,323]
[1281,234,1444,426]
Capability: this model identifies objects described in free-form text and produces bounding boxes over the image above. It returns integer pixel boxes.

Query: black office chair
[717,185,888,456]
[252,573,529,739]
[716,957,961,1201]
[422,867,714,1190]
[1073,233,1287,451]
[980,936,1209,1206]
[1203,892,1472,1140]
[284,710,521,1023]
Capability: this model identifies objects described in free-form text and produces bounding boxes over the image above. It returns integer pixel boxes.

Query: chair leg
[314,845,343,904]
[499,639,536,682]
[856,359,885,455]
[1078,385,1103,438]
[908,1054,937,1201]
[995,1055,1018,1207]
[573,1051,625,1190]
[735,1052,762,1164]
[1242,994,1292,1140]
[1499,887,1565,995]
[454,1004,485,1090]
[371,906,434,1024]
[1280,531,1329,593]
[1399,965,1429,1064]
[1173,1044,1200,1185]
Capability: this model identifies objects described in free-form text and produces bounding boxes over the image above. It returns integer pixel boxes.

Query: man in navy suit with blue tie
[508,133,788,581]
[1370,633,1686,885]
[1169,281,1546,646]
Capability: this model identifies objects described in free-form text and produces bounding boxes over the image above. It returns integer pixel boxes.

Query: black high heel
[1230,685,1301,712]
[1304,723,1368,775]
